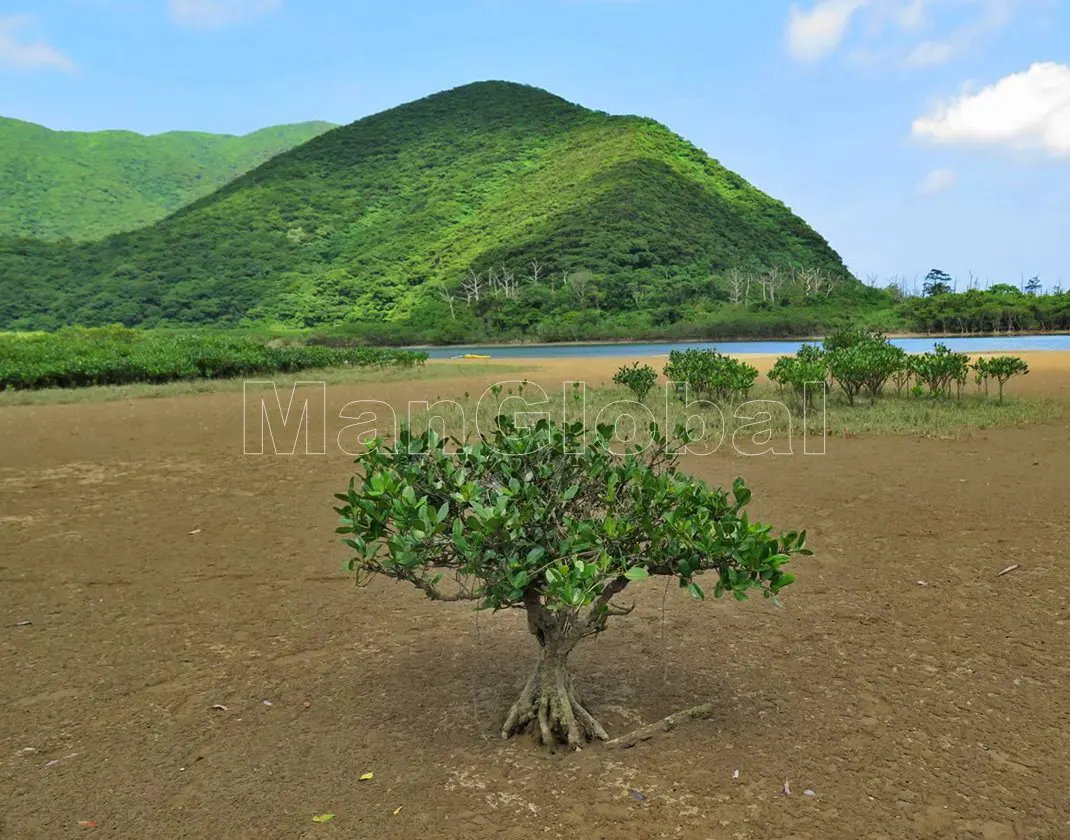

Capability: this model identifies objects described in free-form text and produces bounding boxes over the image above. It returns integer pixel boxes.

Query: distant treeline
[897,284,1070,334]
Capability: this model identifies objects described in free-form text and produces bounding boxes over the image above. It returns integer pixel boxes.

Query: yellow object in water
[462,353,491,359]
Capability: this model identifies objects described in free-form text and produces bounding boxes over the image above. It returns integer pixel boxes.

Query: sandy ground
[2,353,1069,839]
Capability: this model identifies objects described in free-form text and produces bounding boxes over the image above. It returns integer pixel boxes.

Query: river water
[421,335,1070,359]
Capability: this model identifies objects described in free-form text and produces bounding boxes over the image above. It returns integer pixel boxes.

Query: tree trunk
[500,646,608,748]
[501,598,608,748]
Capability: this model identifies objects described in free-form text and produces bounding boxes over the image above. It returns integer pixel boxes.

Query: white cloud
[912,62,1070,158]
[903,0,1014,67]
[918,168,956,194]
[0,14,76,71]
[787,0,1026,66]
[169,0,281,29]
[904,40,957,66]
[786,0,871,62]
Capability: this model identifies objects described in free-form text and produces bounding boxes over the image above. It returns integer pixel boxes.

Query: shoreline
[403,330,1070,351]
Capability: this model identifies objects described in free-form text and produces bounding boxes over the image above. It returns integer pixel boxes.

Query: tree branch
[604,703,715,749]
[577,577,630,637]
[407,574,481,603]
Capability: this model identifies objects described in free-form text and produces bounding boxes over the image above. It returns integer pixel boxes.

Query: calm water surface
[421,335,1070,359]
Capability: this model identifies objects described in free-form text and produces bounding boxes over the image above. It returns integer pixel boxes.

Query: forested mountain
[0,118,336,241]
[0,81,870,340]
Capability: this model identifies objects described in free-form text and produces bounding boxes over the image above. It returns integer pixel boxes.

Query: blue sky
[2,0,1068,289]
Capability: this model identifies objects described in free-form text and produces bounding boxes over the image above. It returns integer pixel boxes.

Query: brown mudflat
[2,356,1069,839]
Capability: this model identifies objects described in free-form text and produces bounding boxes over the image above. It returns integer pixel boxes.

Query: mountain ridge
[0,81,860,339]
[0,117,337,241]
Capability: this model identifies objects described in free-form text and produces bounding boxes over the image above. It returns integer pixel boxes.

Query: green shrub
[911,343,970,399]
[663,349,758,403]
[890,358,913,396]
[975,356,1029,404]
[768,344,826,408]
[822,326,873,352]
[612,362,658,401]
[825,333,904,405]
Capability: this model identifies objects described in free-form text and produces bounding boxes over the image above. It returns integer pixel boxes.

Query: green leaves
[911,343,970,399]
[663,349,758,403]
[816,331,912,406]
[336,416,807,618]
[732,477,752,509]
[768,345,827,407]
[978,355,1029,403]
[612,362,659,401]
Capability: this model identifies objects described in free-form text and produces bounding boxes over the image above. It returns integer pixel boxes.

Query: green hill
[0,117,336,241]
[0,82,872,339]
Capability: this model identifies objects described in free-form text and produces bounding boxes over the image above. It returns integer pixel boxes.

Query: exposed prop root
[604,703,715,749]
[537,694,553,747]
[569,687,609,742]
[501,656,609,749]
[501,669,538,736]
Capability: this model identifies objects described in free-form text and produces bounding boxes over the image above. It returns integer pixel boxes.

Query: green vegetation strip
[0,327,427,391]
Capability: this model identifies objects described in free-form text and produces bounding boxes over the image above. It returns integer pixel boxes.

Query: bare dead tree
[754,270,767,303]
[765,266,783,304]
[435,284,457,320]
[528,259,544,286]
[811,267,827,298]
[499,266,519,299]
[727,268,745,305]
[461,269,483,306]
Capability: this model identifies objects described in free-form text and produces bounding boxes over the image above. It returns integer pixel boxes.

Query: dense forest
[896,273,1070,334]
[0,81,875,341]
[0,117,335,241]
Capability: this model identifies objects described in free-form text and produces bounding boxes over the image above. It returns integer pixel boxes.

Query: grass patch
[405,381,1064,446]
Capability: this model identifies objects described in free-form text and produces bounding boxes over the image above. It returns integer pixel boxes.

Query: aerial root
[501,669,538,736]
[568,683,609,742]
[501,662,608,749]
